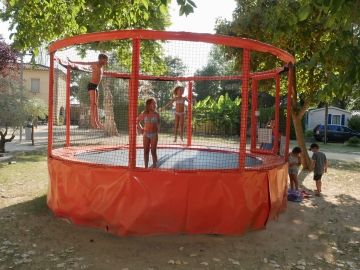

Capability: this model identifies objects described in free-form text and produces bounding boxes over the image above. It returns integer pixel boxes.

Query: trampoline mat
[75,148,263,169]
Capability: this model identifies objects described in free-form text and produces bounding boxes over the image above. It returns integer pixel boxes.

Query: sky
[167,0,235,33]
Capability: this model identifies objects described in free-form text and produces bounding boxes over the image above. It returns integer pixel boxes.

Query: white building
[305,106,351,130]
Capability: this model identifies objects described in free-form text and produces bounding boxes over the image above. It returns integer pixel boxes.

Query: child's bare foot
[180,137,184,142]
[173,137,177,142]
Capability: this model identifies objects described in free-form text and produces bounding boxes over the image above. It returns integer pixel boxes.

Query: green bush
[346,136,360,146]
[349,115,360,132]
[305,129,313,138]
[193,94,241,136]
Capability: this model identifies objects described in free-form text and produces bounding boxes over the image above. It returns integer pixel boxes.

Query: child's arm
[324,158,328,173]
[162,98,175,110]
[157,113,160,132]
[67,58,97,66]
[136,113,144,133]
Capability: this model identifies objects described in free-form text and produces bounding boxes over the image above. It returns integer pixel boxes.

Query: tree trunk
[292,112,312,170]
[0,139,5,153]
[103,81,119,137]
[0,126,16,153]
[324,103,328,144]
[31,123,35,146]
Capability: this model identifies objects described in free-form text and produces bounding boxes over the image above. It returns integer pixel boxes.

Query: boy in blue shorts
[309,143,328,196]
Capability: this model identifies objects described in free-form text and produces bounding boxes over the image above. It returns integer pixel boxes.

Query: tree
[0,0,196,52]
[24,98,48,146]
[216,0,360,168]
[194,46,240,101]
[0,39,22,153]
[151,56,187,107]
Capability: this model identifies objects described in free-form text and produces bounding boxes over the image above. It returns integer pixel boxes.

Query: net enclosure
[47,30,295,236]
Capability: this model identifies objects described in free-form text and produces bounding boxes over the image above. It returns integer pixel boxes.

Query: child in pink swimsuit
[163,86,188,142]
[137,98,160,168]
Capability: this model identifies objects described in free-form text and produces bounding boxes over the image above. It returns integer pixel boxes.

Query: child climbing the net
[163,86,188,142]
[67,54,108,129]
[137,98,160,169]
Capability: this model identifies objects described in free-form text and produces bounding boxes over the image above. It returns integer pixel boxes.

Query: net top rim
[48,29,295,64]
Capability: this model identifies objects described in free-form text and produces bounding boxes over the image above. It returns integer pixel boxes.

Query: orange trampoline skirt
[47,146,288,236]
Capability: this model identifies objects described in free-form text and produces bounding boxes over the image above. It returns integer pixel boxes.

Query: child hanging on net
[68,54,108,129]
[137,98,160,169]
[163,86,188,142]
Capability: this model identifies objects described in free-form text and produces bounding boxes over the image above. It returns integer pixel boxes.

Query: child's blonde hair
[173,86,184,96]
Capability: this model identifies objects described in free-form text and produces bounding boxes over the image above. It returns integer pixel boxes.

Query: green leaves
[1,0,196,52]
[297,4,312,21]
[177,0,197,16]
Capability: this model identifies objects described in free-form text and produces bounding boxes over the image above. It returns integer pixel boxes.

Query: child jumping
[163,86,188,142]
[137,98,160,168]
[288,146,302,191]
[309,143,328,196]
[68,54,108,129]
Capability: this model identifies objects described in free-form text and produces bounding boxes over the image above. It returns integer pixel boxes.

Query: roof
[21,62,66,76]
[308,106,350,114]
[22,63,50,71]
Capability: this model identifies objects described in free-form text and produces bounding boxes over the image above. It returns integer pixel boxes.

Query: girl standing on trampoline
[137,98,160,168]
[163,86,188,142]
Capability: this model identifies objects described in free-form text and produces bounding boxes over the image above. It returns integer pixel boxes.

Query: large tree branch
[4,134,15,143]
[3,124,8,137]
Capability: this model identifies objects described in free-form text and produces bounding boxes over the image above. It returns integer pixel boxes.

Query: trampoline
[73,147,263,169]
[47,30,295,236]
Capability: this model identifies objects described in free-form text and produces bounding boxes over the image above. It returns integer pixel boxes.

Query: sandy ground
[0,152,359,269]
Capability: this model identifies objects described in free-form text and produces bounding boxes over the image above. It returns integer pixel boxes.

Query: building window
[332,114,341,125]
[31,78,40,93]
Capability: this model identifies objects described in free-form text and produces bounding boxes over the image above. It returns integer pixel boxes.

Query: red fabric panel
[267,164,288,221]
[48,157,287,236]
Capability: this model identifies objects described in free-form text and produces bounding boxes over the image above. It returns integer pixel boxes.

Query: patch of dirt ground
[0,155,359,270]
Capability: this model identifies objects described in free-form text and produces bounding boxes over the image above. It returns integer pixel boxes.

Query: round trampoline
[47,30,295,236]
[73,147,263,169]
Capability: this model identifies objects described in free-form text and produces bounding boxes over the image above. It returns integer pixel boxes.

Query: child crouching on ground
[288,146,302,191]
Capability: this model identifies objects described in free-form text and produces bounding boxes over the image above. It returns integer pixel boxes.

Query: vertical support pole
[187,81,193,147]
[48,53,55,157]
[285,63,293,161]
[250,79,258,152]
[129,38,140,169]
[239,49,251,170]
[65,65,71,147]
[273,74,280,154]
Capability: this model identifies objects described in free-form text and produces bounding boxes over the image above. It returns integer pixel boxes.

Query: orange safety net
[48,157,287,235]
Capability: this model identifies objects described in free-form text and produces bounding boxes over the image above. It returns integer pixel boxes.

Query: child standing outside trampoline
[288,146,302,191]
[137,98,160,169]
[68,54,108,129]
[310,143,328,196]
[163,86,188,142]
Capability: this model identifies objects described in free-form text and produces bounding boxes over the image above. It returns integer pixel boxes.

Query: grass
[0,150,47,187]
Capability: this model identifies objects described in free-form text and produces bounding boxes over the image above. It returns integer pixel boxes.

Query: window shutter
[341,114,345,125]
[328,113,332,124]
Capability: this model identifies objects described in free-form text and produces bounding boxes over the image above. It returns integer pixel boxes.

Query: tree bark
[289,63,312,170]
[0,126,16,153]
[292,112,312,170]
[103,81,119,137]
[31,123,35,146]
